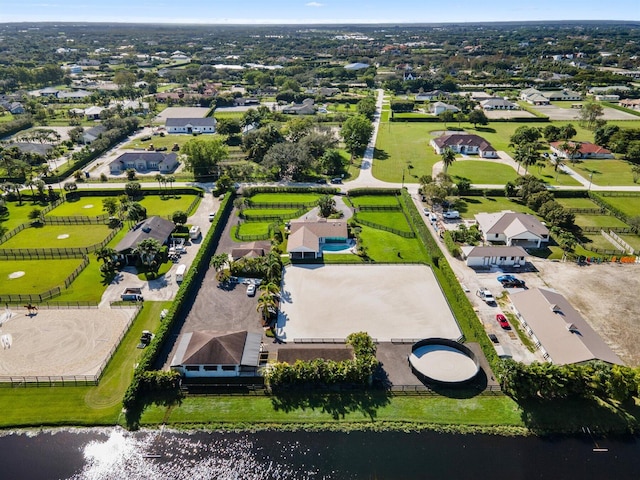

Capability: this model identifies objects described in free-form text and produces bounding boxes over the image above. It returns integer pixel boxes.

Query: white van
[189,225,201,239]
[176,264,187,283]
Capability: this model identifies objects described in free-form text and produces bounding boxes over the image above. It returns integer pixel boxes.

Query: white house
[287,219,349,260]
[475,211,549,248]
[510,288,623,365]
[170,330,262,378]
[429,101,460,115]
[165,117,217,134]
[430,134,497,158]
[480,98,519,110]
[460,245,527,268]
[520,87,551,105]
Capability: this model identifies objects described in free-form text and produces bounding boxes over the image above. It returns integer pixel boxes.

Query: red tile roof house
[430,134,498,158]
[550,141,613,159]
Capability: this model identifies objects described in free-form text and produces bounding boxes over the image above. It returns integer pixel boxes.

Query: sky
[0,0,638,24]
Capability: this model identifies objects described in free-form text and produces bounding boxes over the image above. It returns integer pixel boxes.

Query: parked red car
[496,314,511,329]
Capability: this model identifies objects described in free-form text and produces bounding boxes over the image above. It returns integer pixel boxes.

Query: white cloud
[305,2,325,7]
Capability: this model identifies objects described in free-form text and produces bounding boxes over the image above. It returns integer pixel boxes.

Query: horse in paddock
[24,303,38,315]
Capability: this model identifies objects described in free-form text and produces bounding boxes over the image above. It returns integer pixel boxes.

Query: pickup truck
[476,288,496,305]
[121,287,144,301]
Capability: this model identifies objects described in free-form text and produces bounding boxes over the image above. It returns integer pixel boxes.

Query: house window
[185,366,199,371]
[150,162,158,168]
[510,257,514,260]
[221,365,236,371]
[203,365,218,371]
[495,234,499,238]
[499,257,506,261]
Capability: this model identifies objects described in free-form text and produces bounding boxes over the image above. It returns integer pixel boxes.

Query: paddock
[277,264,463,342]
[0,306,137,379]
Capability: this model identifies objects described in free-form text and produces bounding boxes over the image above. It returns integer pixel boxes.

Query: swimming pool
[321,240,354,252]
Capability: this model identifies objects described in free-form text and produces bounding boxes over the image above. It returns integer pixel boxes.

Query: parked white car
[443,210,460,219]
[476,288,496,305]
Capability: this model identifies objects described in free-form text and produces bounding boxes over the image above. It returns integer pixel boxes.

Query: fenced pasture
[0,224,112,250]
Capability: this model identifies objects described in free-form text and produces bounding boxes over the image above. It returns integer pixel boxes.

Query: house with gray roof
[430,133,497,158]
[282,98,315,115]
[82,124,107,144]
[429,101,460,116]
[115,216,175,262]
[520,87,550,105]
[7,143,54,157]
[480,98,519,110]
[109,151,179,175]
[287,219,349,260]
[475,211,549,248]
[509,288,623,365]
[170,330,262,378]
[166,117,217,134]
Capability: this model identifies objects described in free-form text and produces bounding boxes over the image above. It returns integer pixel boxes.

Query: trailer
[121,287,144,301]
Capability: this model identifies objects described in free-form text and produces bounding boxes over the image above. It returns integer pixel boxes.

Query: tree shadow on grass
[373,149,389,161]
[125,389,184,430]
[475,127,496,133]
[270,390,391,421]
[517,397,640,435]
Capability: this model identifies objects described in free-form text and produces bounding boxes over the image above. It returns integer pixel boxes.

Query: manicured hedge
[347,188,401,197]
[122,192,234,414]
[0,115,33,138]
[243,186,339,196]
[443,231,461,258]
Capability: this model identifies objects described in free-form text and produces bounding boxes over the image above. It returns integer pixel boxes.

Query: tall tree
[467,109,488,128]
[579,101,605,130]
[133,238,161,269]
[182,136,228,178]
[340,115,373,157]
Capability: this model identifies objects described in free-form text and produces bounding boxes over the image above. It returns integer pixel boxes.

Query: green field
[140,394,524,427]
[581,233,622,251]
[572,159,639,187]
[596,195,640,217]
[138,194,200,216]
[554,197,601,209]
[349,195,399,207]
[242,209,301,219]
[0,302,169,427]
[0,258,85,294]
[0,200,49,232]
[249,193,324,204]
[0,224,112,249]
[618,234,640,252]
[358,225,425,262]
[456,196,534,218]
[357,211,413,233]
[234,222,271,239]
[573,213,629,228]
[47,194,199,218]
[447,160,518,184]
[123,134,194,150]
[0,113,15,123]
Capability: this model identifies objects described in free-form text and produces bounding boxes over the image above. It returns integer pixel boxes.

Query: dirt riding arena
[0,306,137,379]
[528,260,640,366]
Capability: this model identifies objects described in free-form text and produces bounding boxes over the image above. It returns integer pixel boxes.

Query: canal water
[0,428,638,479]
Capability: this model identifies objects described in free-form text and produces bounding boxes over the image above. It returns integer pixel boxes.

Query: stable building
[287,219,349,260]
[475,211,549,248]
[170,330,262,378]
[509,288,623,365]
[460,245,527,268]
[165,117,217,134]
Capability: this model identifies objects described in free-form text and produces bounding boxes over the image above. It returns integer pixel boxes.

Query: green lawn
[140,394,524,427]
[0,113,15,123]
[531,162,583,186]
[242,209,301,219]
[1,200,50,232]
[0,301,169,427]
[572,159,640,187]
[447,160,518,184]
[357,211,413,233]
[0,224,113,249]
[596,195,640,217]
[138,194,200,217]
[573,214,629,228]
[0,258,85,294]
[618,234,640,252]
[250,193,324,204]
[456,197,534,218]
[373,122,440,182]
[123,134,194,150]
[581,233,622,251]
[213,111,244,119]
[554,197,601,209]
[47,196,113,217]
[349,195,399,207]
[234,222,270,240]
[358,226,426,262]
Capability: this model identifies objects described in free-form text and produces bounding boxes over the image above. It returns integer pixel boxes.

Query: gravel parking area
[484,110,535,119]
[529,105,638,121]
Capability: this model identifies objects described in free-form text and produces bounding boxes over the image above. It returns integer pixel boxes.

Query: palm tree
[560,141,582,164]
[263,251,283,284]
[210,253,229,272]
[441,147,456,173]
[259,281,280,297]
[256,292,277,325]
[155,173,165,189]
[165,175,175,197]
[133,238,161,268]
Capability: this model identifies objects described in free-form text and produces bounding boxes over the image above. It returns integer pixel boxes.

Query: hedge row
[72,186,205,198]
[122,192,234,414]
[390,116,549,123]
[347,188,401,197]
[243,186,339,196]
[443,231,461,258]
[0,115,33,138]
[265,332,378,388]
